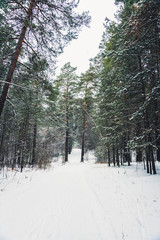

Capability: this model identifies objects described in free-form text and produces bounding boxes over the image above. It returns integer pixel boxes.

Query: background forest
[0,0,160,174]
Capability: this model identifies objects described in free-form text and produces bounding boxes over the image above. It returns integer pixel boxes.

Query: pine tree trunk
[65,127,69,162]
[148,135,157,174]
[153,93,160,162]
[156,138,160,162]
[0,0,35,117]
[81,130,85,162]
[123,132,131,166]
[143,151,146,170]
[151,148,157,174]
[68,136,72,154]
[20,151,24,173]
[136,122,143,162]
[12,143,17,170]
[138,55,151,173]
[120,147,123,165]
[81,100,86,162]
[145,148,149,173]
[32,123,37,165]
[136,150,142,162]
[65,79,69,162]
[0,108,8,165]
[127,152,131,166]
[113,143,116,166]
[108,148,111,167]
[0,123,5,163]
[155,19,160,161]
[116,141,120,167]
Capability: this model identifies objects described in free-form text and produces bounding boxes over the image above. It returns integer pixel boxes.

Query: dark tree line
[85,0,160,174]
[53,0,160,174]
[0,0,90,170]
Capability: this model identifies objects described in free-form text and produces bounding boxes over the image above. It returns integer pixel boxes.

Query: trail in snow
[0,149,160,240]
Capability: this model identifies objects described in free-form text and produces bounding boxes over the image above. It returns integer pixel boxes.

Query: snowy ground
[0,149,160,240]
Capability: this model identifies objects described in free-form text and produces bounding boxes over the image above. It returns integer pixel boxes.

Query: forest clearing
[0,149,160,240]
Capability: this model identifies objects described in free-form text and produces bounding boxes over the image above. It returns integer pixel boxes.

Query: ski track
[0,149,160,240]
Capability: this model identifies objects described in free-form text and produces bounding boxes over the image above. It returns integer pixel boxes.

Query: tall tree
[85,0,159,174]
[79,70,97,162]
[0,0,90,116]
[54,62,78,162]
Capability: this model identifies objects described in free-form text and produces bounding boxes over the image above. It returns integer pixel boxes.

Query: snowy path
[0,149,160,240]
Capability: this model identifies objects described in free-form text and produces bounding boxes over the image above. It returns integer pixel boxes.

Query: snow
[0,149,160,240]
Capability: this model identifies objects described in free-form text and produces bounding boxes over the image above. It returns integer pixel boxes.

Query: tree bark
[120,146,123,165]
[65,79,69,162]
[81,100,86,162]
[32,122,37,165]
[0,0,35,117]
[108,147,111,167]
[112,143,116,166]
[155,21,160,161]
[136,121,143,162]
[65,125,69,162]
[136,150,142,162]
[138,55,150,173]
[116,140,120,167]
[0,122,6,164]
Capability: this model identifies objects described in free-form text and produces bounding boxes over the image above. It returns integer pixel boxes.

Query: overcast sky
[55,0,118,76]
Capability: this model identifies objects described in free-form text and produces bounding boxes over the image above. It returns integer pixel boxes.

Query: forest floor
[0,149,160,240]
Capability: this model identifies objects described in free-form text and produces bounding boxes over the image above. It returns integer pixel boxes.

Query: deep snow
[0,149,160,240]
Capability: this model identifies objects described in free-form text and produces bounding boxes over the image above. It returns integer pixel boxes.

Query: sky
[55,0,118,76]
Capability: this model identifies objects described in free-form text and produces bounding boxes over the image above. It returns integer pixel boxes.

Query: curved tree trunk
[0,0,35,117]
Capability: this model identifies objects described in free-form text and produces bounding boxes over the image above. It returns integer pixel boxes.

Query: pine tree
[54,62,78,162]
[0,0,90,116]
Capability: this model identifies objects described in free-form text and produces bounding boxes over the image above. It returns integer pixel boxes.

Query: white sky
[55,0,118,76]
